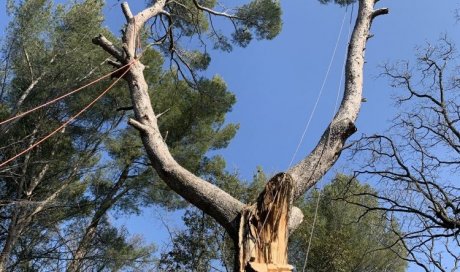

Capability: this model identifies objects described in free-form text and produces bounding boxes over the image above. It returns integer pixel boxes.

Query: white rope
[301,5,354,271]
[245,5,351,269]
[301,190,321,272]
[288,9,348,169]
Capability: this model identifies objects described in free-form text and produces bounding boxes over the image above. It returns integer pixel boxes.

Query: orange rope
[0,61,134,126]
[0,60,136,169]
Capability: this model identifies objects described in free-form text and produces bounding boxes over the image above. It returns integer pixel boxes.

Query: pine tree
[0,0,239,270]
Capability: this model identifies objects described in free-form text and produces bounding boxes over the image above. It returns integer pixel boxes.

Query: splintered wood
[238,173,294,272]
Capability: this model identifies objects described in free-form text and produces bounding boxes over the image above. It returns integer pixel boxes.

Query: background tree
[351,37,460,271]
[0,0,240,270]
[289,174,406,272]
[0,0,135,269]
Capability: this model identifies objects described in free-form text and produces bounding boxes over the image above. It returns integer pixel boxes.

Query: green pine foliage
[0,0,155,270]
[289,174,407,272]
[149,0,282,53]
[0,0,242,270]
[234,0,282,46]
[318,0,357,6]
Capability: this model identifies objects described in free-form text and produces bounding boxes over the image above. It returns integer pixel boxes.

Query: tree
[289,174,406,271]
[93,0,388,270]
[0,0,240,270]
[351,36,460,272]
[0,0,136,269]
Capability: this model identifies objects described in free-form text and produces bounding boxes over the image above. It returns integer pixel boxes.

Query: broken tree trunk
[93,0,388,270]
[238,173,294,272]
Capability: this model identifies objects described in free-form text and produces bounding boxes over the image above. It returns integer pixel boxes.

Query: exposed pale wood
[238,173,293,272]
[247,263,294,272]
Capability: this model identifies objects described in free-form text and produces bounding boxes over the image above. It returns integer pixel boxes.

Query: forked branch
[93,0,388,241]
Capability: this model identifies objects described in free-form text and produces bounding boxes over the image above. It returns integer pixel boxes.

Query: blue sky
[1,0,459,270]
[205,0,459,178]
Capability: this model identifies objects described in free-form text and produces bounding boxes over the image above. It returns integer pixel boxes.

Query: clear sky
[1,0,459,270]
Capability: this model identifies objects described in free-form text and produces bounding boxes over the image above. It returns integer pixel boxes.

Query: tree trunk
[67,224,98,272]
[67,166,130,272]
[0,210,21,272]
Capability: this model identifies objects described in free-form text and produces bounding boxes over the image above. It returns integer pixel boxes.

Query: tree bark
[93,0,245,237]
[93,0,388,270]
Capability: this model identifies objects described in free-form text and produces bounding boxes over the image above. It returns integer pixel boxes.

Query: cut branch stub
[238,173,294,272]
